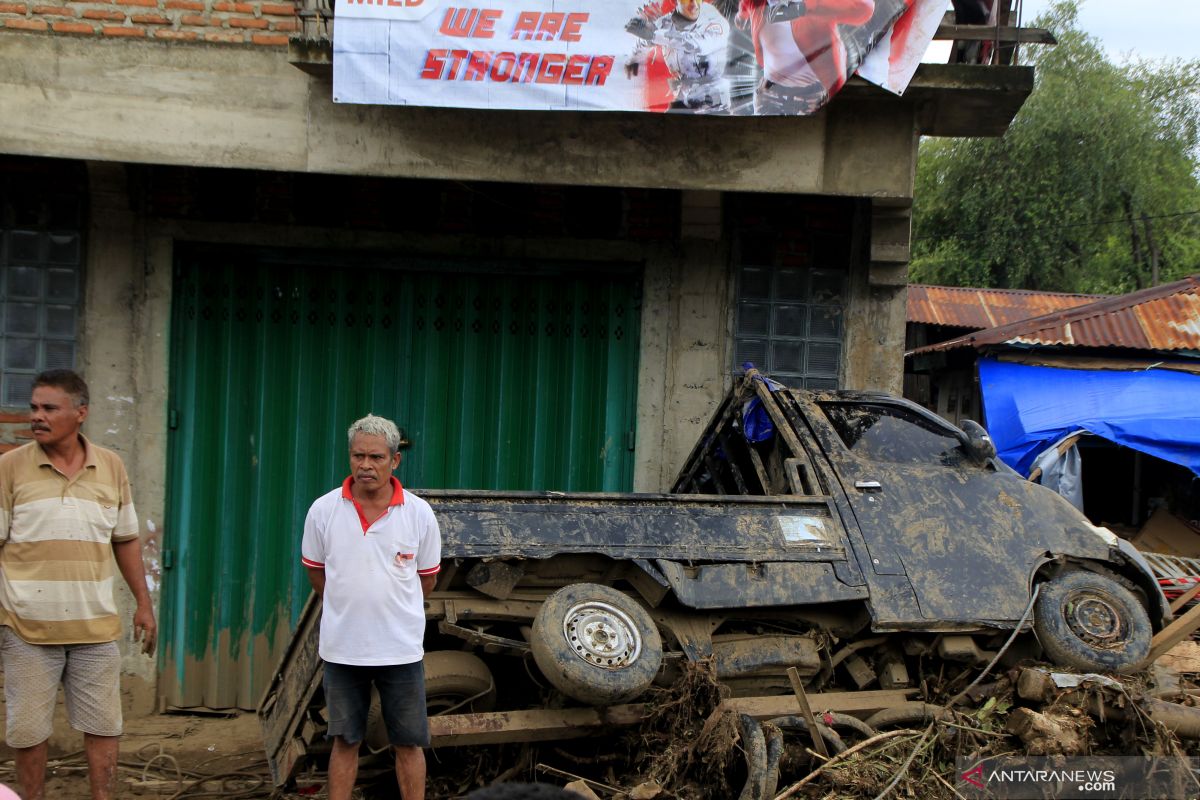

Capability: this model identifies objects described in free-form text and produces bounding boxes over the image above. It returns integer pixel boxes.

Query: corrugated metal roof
[907,284,1103,329]
[908,274,1200,355]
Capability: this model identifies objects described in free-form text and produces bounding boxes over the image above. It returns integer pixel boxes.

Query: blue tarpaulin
[978,357,1200,478]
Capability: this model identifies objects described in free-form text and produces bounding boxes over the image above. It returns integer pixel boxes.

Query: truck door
[806,398,1034,626]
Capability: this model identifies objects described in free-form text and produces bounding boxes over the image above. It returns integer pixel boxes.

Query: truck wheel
[424,650,497,714]
[1034,569,1151,673]
[365,651,496,751]
[531,583,663,706]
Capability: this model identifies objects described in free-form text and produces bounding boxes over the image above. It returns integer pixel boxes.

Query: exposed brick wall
[0,0,296,45]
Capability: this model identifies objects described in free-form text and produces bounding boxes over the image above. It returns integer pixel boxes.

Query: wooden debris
[1005,707,1090,756]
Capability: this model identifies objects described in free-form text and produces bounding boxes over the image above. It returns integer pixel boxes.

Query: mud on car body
[415,369,1168,718]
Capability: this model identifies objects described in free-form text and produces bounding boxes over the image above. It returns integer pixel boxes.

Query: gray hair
[347,414,403,454]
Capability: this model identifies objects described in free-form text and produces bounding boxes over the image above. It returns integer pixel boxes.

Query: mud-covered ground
[4,647,1200,800]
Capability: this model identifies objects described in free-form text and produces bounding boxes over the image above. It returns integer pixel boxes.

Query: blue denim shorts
[322,660,429,747]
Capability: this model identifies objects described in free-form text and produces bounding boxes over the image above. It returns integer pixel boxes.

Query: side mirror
[960,419,997,463]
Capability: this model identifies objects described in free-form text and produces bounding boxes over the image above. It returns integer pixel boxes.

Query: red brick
[3,16,48,27]
[0,413,28,423]
[250,31,284,44]
[152,26,194,37]
[101,22,144,34]
[12,429,34,439]
[51,18,93,30]
[0,443,20,454]
[112,0,156,6]
[32,4,74,14]
[227,14,264,27]
[0,2,28,12]
[270,17,295,31]
[179,12,209,23]
[259,2,292,14]
[211,0,250,10]
[131,11,168,22]
[202,29,240,41]
[164,0,202,8]
[82,8,123,19]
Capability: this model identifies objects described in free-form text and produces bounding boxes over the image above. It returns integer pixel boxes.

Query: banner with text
[332,0,941,115]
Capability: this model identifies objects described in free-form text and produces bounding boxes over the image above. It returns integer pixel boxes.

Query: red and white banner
[333,0,941,115]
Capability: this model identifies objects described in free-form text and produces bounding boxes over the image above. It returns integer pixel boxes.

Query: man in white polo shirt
[301,414,441,800]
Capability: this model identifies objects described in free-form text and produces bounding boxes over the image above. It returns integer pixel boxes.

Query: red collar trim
[341,476,405,533]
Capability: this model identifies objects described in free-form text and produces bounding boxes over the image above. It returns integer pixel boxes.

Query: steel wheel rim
[562,600,642,670]
[1065,590,1125,647]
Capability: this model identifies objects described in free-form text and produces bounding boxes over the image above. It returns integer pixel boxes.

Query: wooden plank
[1147,601,1200,665]
[786,666,828,758]
[1170,582,1200,614]
[746,444,773,494]
[1157,641,1200,674]
[429,704,648,747]
[933,24,1056,44]
[427,689,916,747]
[725,689,916,719]
[715,430,750,495]
[258,594,325,786]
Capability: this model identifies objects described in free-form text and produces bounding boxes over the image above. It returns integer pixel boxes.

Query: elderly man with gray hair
[301,414,442,800]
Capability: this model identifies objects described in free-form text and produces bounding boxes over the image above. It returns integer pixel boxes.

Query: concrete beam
[0,33,936,198]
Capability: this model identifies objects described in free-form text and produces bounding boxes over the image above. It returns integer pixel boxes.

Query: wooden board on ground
[1157,641,1200,673]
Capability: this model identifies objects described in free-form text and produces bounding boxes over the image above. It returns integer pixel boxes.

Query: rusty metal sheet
[907,284,1102,330]
[909,275,1200,355]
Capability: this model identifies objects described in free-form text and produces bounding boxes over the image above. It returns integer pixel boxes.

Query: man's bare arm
[307,566,326,597]
[112,537,157,655]
[420,573,437,598]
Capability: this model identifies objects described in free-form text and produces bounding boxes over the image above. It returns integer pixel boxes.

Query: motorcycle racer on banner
[624,0,732,114]
[737,0,875,114]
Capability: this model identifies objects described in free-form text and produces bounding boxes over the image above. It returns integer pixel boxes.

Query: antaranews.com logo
[957,756,1200,799]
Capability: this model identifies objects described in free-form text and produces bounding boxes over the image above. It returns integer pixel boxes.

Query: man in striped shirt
[0,369,156,800]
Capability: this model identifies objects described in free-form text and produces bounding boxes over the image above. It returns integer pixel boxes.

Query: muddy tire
[1034,569,1151,673]
[365,650,496,751]
[864,702,952,731]
[531,583,663,705]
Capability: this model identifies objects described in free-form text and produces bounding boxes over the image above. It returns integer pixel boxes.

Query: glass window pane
[771,341,805,374]
[739,267,771,300]
[775,268,806,300]
[47,269,78,302]
[44,340,75,371]
[811,270,845,304]
[47,233,80,265]
[810,305,842,338]
[6,267,42,300]
[773,304,807,337]
[9,231,42,264]
[735,339,768,371]
[4,373,33,407]
[808,342,840,376]
[5,303,38,336]
[45,305,76,338]
[737,302,770,336]
[4,338,36,370]
[805,376,839,390]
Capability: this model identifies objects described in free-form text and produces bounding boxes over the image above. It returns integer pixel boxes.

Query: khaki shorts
[1,627,123,748]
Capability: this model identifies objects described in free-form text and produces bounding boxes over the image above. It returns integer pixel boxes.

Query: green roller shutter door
[159,247,641,709]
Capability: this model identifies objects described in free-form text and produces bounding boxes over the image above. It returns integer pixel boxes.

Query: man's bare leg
[14,741,48,800]
[83,734,119,800]
[327,737,361,800]
[394,745,425,800]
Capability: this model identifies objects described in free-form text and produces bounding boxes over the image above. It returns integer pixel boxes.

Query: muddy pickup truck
[415,369,1167,713]
[260,369,1170,783]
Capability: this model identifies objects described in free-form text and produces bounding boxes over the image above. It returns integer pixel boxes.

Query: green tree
[910,1,1200,293]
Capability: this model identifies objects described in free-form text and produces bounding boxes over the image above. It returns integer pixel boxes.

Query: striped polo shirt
[0,437,139,644]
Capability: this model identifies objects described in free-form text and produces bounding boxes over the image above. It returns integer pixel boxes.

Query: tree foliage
[910,1,1200,293]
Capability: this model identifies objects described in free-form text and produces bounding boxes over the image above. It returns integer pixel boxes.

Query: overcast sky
[924,0,1199,63]
[1017,0,1199,62]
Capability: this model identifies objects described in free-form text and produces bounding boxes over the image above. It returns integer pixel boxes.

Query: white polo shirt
[301,476,441,666]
